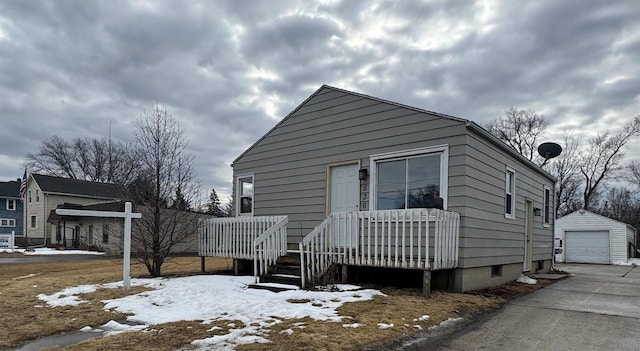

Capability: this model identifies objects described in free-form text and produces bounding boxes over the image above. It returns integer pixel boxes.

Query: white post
[123,202,132,290]
[55,201,141,291]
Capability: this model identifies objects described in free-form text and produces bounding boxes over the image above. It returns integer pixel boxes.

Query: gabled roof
[232,85,556,182]
[31,174,123,199]
[0,180,20,198]
[558,209,637,231]
[47,201,130,222]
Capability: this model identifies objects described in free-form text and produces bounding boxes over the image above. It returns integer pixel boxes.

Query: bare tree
[129,106,201,277]
[625,160,640,189]
[27,136,139,185]
[486,107,548,165]
[546,133,582,217]
[579,116,640,210]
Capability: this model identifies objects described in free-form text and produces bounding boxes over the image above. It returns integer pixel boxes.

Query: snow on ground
[613,258,640,266]
[1,248,105,255]
[428,317,463,331]
[38,275,383,350]
[516,275,537,285]
[377,323,394,329]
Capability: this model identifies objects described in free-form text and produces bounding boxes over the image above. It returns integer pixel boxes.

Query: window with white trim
[236,174,254,216]
[36,189,40,202]
[28,190,32,203]
[505,167,516,219]
[0,218,16,227]
[543,185,551,226]
[30,215,37,228]
[370,145,448,210]
[6,199,16,210]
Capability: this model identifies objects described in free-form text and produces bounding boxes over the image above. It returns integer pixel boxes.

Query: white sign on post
[0,233,14,251]
[56,202,141,290]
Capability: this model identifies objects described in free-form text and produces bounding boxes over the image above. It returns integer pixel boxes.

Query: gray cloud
[1,0,639,201]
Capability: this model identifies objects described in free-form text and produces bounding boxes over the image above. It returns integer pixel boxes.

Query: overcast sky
[1,0,639,201]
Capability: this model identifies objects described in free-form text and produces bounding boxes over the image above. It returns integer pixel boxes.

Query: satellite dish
[538,142,562,160]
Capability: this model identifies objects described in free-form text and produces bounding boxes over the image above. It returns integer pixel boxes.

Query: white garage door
[565,230,610,264]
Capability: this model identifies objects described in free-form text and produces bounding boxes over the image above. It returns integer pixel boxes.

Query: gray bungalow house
[200,85,555,292]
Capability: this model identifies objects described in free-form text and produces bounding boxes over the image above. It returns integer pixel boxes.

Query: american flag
[19,169,27,202]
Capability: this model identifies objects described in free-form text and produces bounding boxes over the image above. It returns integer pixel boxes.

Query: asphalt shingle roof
[32,174,123,199]
[0,180,20,198]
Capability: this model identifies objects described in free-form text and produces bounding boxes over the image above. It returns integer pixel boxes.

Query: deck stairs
[248,252,302,292]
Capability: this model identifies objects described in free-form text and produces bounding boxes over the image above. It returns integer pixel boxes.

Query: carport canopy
[565,230,610,264]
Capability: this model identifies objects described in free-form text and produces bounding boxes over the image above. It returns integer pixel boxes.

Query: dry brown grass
[2,256,519,351]
[236,289,503,351]
[0,256,232,349]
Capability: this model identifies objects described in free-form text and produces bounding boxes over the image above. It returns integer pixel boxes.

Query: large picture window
[236,174,254,216]
[370,145,448,210]
[505,167,516,219]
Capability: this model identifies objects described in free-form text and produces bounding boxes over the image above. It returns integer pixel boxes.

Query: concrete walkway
[430,264,640,351]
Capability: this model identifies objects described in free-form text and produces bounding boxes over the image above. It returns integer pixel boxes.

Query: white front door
[330,164,359,247]
[524,200,533,271]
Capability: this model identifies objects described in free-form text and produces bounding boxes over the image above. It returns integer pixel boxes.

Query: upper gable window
[543,186,551,226]
[505,167,516,219]
[28,191,32,203]
[237,174,254,216]
[36,190,40,202]
[6,199,16,211]
[370,145,448,210]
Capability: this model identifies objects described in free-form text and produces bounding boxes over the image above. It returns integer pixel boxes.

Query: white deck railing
[299,209,459,288]
[199,216,288,282]
[253,216,288,282]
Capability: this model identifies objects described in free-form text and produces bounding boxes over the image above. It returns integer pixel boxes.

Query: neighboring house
[22,174,123,246]
[201,85,556,292]
[0,179,23,237]
[48,201,204,255]
[554,210,637,264]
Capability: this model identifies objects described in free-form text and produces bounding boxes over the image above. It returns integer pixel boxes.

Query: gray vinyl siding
[459,129,554,268]
[233,86,468,242]
[233,85,555,271]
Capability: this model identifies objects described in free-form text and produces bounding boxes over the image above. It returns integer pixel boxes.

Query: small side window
[237,174,254,216]
[505,167,516,219]
[543,186,551,226]
[102,224,109,243]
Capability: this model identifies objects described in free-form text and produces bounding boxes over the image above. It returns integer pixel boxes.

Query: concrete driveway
[409,263,640,351]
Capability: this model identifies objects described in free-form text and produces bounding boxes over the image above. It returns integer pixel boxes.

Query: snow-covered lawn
[1,247,105,255]
[37,275,383,350]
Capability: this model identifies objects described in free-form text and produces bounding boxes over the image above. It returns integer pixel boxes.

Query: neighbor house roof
[232,84,556,182]
[0,180,20,198]
[47,201,131,223]
[31,174,123,199]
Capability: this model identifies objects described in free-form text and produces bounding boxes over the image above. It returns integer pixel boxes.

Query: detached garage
[555,210,637,264]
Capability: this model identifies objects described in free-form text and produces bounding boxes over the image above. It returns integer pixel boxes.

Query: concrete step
[277,253,301,265]
[268,263,301,276]
[260,273,302,287]
[247,282,300,293]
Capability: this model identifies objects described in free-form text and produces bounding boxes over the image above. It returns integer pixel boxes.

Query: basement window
[536,261,544,271]
[491,265,503,278]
